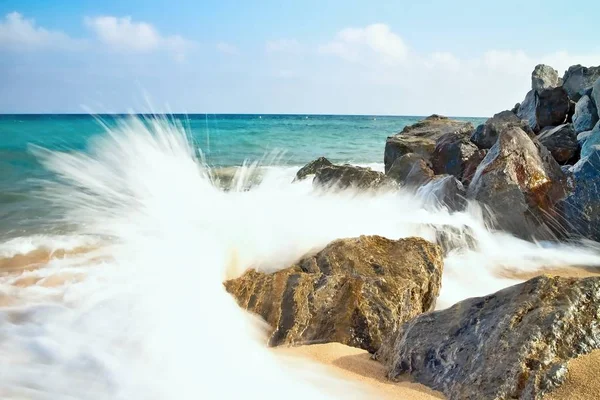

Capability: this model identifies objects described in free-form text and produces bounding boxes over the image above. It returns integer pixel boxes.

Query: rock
[561,146,600,241]
[431,131,478,180]
[517,90,539,132]
[386,153,434,187]
[467,127,567,239]
[579,121,600,159]
[433,225,478,255]
[225,236,444,353]
[532,64,560,91]
[472,110,534,149]
[416,175,466,211]
[313,164,395,190]
[536,124,578,164]
[536,87,570,129]
[461,149,487,187]
[384,115,474,172]
[562,64,600,102]
[511,103,520,114]
[593,78,600,110]
[573,95,599,133]
[379,275,600,400]
[294,157,333,181]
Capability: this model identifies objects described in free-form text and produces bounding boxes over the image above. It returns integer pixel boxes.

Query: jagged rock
[461,149,487,187]
[472,110,534,149]
[537,124,578,164]
[573,95,599,133]
[562,64,600,102]
[579,121,600,159]
[593,77,600,110]
[416,175,466,211]
[511,103,520,114]
[536,87,570,129]
[379,275,600,400]
[225,236,444,353]
[431,131,478,180]
[467,127,567,239]
[386,153,434,187]
[384,115,474,172]
[294,157,333,181]
[561,146,600,241]
[532,64,560,91]
[313,164,395,190]
[517,90,539,132]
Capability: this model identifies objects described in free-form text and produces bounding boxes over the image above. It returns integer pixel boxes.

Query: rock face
[294,157,333,181]
[579,121,600,159]
[379,275,600,400]
[573,95,599,133]
[416,175,466,211]
[517,90,539,132]
[472,110,533,149]
[431,131,478,180]
[593,77,600,110]
[562,64,600,102]
[313,164,395,190]
[532,64,560,91]
[384,115,474,172]
[225,236,444,353]
[535,87,570,129]
[561,147,600,241]
[461,149,487,187]
[386,153,434,187]
[467,127,567,239]
[536,124,578,164]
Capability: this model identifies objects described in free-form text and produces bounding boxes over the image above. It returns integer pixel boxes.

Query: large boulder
[473,110,534,149]
[386,153,434,187]
[573,94,599,133]
[461,149,487,187]
[313,164,395,190]
[294,157,333,181]
[416,175,466,211]
[379,275,600,400]
[593,77,600,110]
[561,146,600,241]
[532,64,560,91]
[536,124,578,164]
[384,115,474,172]
[536,87,570,129]
[467,127,567,239]
[517,90,539,132]
[579,121,600,159]
[562,64,600,102]
[225,236,444,353]
[431,131,478,180]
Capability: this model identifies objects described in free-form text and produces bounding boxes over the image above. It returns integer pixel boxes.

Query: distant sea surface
[0,114,485,239]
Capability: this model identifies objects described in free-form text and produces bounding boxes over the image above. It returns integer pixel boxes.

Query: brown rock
[537,124,578,164]
[294,157,333,181]
[431,131,478,180]
[461,149,487,187]
[225,236,444,353]
[472,110,534,149]
[386,153,434,187]
[313,164,396,190]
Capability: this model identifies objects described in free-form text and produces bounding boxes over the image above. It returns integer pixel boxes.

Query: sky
[0,0,599,116]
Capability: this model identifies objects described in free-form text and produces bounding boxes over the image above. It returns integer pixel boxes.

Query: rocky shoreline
[226,64,600,399]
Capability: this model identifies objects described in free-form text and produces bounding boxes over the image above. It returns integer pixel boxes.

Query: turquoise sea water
[0,114,485,239]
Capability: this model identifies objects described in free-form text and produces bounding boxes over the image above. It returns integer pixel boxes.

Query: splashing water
[1,116,600,399]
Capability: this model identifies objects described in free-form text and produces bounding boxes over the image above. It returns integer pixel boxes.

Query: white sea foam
[1,115,600,399]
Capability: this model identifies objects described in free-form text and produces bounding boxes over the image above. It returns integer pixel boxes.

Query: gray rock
[416,175,466,211]
[536,87,570,129]
[573,95,599,133]
[579,121,600,159]
[431,131,478,180]
[561,145,600,241]
[386,153,434,187]
[536,124,578,164]
[461,149,487,187]
[379,275,600,400]
[294,157,333,181]
[562,64,600,102]
[472,110,533,149]
[384,115,474,172]
[225,236,444,353]
[593,77,600,110]
[313,164,396,190]
[467,127,567,239]
[577,129,594,145]
[532,64,560,91]
[517,90,539,131]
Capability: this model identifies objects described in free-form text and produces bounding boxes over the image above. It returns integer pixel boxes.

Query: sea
[1,113,600,399]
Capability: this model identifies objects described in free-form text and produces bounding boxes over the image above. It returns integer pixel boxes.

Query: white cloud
[319,23,408,64]
[265,39,301,54]
[84,16,191,58]
[216,41,239,55]
[0,12,84,50]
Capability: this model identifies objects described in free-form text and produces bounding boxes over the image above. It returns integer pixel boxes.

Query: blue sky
[1,0,599,115]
